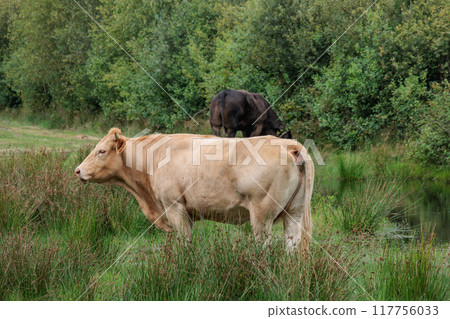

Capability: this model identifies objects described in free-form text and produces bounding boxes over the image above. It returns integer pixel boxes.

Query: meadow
[0,118,448,301]
[1,0,448,302]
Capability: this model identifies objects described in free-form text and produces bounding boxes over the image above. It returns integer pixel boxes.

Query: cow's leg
[212,125,222,137]
[127,190,173,232]
[283,214,303,252]
[242,128,252,138]
[250,124,263,137]
[248,202,280,247]
[226,127,237,137]
[283,203,311,255]
[164,202,193,242]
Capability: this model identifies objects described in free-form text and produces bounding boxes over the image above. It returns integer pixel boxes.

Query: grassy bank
[0,117,101,150]
[316,145,450,182]
[0,142,448,300]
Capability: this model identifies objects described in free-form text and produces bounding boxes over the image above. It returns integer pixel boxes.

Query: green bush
[407,82,450,165]
[3,0,99,122]
[0,72,20,109]
[390,73,428,138]
[87,0,218,129]
[312,47,388,148]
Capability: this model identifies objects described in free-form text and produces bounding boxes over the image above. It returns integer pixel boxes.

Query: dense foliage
[0,0,448,159]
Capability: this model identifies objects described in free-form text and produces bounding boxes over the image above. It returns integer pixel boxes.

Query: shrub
[407,82,450,166]
[312,47,388,148]
[4,0,98,117]
[390,73,428,138]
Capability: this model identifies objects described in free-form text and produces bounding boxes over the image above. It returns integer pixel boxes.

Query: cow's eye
[98,150,107,155]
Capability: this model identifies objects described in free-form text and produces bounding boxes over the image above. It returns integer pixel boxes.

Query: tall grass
[0,229,57,300]
[0,148,447,300]
[315,145,450,184]
[115,230,360,301]
[0,228,120,300]
[0,149,142,299]
[370,236,449,300]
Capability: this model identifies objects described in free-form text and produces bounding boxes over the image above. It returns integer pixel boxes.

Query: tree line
[0,0,448,163]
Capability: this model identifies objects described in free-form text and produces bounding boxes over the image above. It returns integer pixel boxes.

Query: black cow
[209,90,292,138]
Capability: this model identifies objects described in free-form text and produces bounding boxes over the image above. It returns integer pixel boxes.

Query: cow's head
[278,130,292,139]
[262,126,292,139]
[263,107,292,139]
[75,128,126,183]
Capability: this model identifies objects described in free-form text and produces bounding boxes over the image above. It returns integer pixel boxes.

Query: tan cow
[75,128,314,252]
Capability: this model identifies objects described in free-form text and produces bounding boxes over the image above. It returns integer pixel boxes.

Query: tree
[4,0,99,122]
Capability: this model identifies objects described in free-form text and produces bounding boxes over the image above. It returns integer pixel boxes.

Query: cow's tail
[300,148,314,253]
[219,91,226,136]
[282,145,314,254]
[298,146,314,253]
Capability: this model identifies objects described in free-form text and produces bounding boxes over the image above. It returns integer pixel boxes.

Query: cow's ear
[116,137,126,154]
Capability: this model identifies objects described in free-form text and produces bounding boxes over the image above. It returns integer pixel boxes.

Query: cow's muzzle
[75,167,88,183]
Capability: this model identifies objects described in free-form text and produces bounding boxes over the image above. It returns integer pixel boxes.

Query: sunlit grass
[0,117,100,150]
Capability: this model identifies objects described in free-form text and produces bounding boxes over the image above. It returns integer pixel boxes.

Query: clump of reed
[336,153,371,180]
[329,180,404,234]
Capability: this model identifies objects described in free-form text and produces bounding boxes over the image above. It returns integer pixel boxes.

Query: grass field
[0,120,448,301]
[0,117,102,150]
